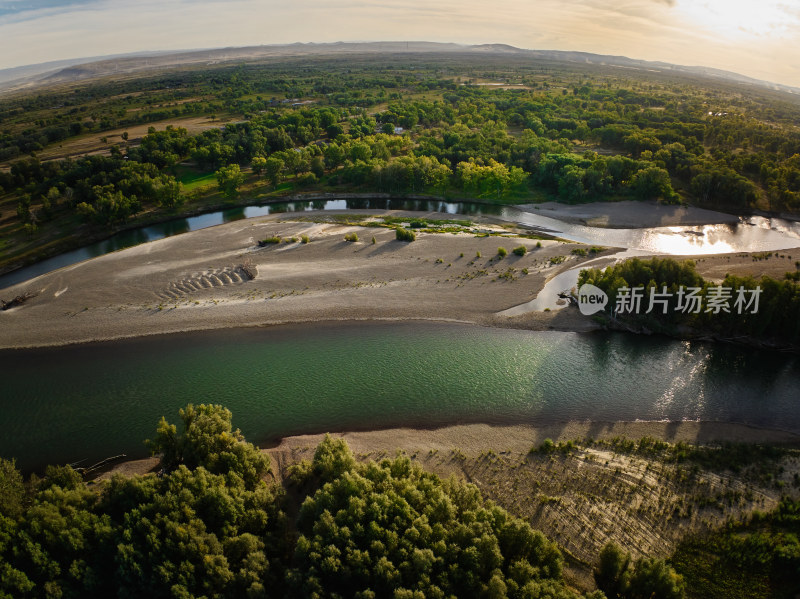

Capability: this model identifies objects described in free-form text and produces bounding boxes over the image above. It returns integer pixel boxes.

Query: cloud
[0,0,99,18]
[0,0,798,87]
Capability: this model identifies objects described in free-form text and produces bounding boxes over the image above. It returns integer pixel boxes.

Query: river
[1,321,798,472]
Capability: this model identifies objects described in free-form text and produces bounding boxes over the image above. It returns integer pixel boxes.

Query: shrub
[476,251,482,258]
[259,236,281,245]
[395,228,416,242]
[296,172,318,187]
[497,247,508,258]
[572,248,588,257]
[536,241,542,248]
[539,438,556,453]
[301,234,310,244]
[513,245,527,256]
[344,232,359,242]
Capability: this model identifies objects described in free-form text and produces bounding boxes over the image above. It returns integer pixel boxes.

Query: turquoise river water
[1,321,798,472]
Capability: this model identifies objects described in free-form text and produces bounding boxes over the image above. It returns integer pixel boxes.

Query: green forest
[0,403,683,599]
[1,53,799,271]
[2,404,797,598]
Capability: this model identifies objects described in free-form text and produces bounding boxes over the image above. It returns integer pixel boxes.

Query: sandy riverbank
[1,209,798,349]
[98,420,800,482]
[0,210,595,348]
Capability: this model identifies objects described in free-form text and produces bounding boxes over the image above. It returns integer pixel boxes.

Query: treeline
[0,404,695,598]
[578,257,800,347]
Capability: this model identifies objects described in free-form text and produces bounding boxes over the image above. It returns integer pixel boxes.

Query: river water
[1,322,798,472]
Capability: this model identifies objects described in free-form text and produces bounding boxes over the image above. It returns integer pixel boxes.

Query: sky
[1,0,799,87]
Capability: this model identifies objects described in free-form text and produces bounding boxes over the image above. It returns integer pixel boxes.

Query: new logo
[577,284,608,315]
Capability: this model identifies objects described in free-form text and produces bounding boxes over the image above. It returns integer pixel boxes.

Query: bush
[497,247,508,258]
[395,227,416,242]
[259,236,281,245]
[296,172,318,187]
[539,438,556,454]
[301,234,310,244]
[344,232,359,242]
[513,245,527,256]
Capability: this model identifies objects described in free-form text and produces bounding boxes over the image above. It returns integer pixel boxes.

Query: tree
[310,155,325,179]
[77,185,140,225]
[595,542,685,599]
[264,156,284,187]
[288,438,571,598]
[215,164,245,200]
[146,403,269,488]
[595,542,630,598]
[0,458,25,518]
[251,155,267,176]
[627,558,686,599]
[630,166,678,202]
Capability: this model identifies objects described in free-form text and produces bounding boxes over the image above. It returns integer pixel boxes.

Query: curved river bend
[1,322,798,472]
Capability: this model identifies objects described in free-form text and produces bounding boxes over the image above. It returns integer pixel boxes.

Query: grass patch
[258,236,281,245]
[382,216,472,228]
[176,169,217,191]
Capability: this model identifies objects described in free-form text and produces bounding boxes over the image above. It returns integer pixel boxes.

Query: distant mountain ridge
[1,41,798,95]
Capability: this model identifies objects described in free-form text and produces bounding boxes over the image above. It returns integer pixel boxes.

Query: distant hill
[1,41,798,96]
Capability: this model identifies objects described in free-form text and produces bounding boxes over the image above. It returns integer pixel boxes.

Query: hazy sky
[1,0,799,87]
